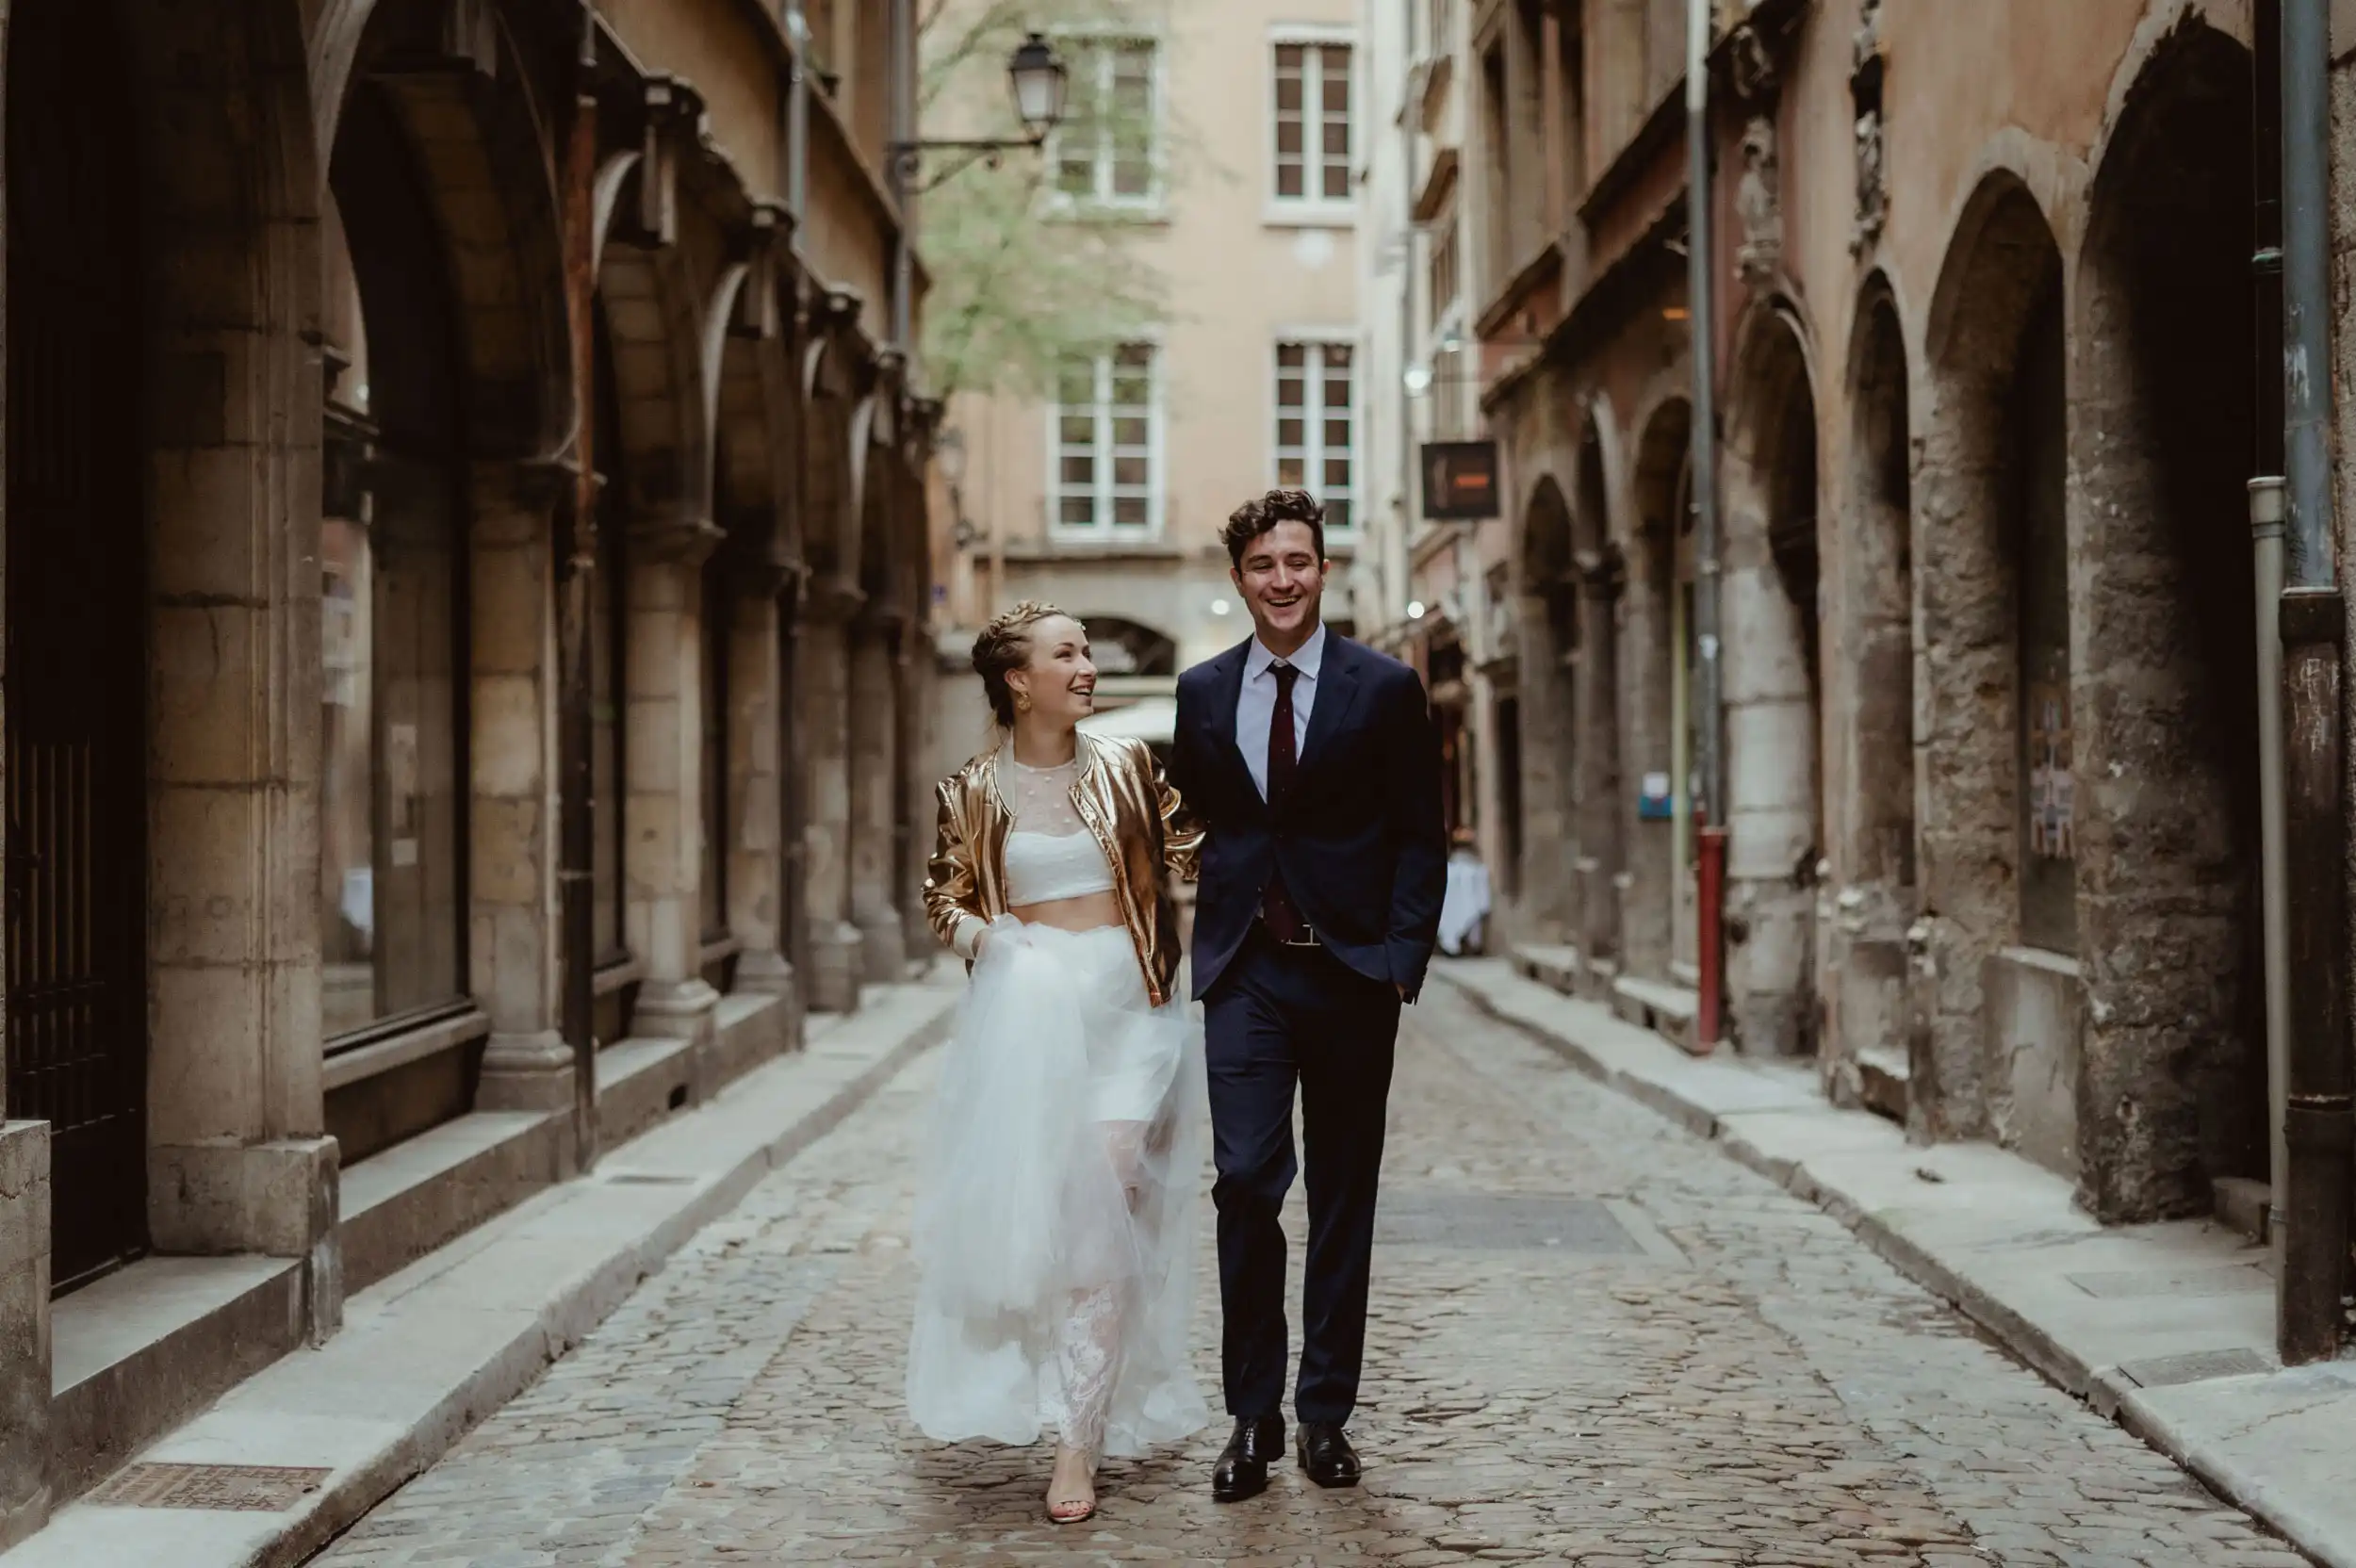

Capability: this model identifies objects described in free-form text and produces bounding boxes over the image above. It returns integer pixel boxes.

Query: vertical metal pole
[2251,0,2290,1267]
[560,5,602,1171]
[1686,0,1727,1044]
[888,0,915,351]
[1399,18,1420,636]
[2277,0,2349,1365]
[787,2,810,221]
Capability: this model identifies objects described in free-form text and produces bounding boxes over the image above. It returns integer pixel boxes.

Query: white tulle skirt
[906,920,1211,1458]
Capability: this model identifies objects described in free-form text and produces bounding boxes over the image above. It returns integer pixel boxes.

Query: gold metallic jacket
[924,733,1201,1007]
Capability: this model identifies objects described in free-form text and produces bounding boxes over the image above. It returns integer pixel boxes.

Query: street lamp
[890,32,1070,196]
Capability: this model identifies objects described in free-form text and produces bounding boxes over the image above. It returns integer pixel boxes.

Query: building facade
[1359,0,2356,1259]
[928,0,1366,761]
[0,0,938,1544]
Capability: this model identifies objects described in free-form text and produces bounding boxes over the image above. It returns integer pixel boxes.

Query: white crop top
[948,752,1120,959]
[1006,828,1118,906]
[1003,755,1115,904]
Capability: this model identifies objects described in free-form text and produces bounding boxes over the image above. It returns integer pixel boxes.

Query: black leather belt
[1259,918,1320,949]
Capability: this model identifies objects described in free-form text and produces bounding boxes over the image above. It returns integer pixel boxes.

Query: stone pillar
[0,1120,50,1549]
[850,608,909,981]
[1576,564,1626,983]
[800,580,866,1010]
[728,565,800,1020]
[147,324,338,1339]
[469,464,575,1160]
[625,515,727,1064]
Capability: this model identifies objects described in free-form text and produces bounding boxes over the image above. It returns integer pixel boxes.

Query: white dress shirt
[1235,622,1327,801]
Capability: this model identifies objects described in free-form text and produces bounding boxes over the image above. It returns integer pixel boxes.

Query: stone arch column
[1720,308,1824,1056]
[848,378,909,982]
[1571,423,1626,975]
[107,0,331,1262]
[2070,25,2261,1220]
[796,293,869,1012]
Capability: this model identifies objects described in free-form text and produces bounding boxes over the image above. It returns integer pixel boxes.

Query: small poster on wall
[2026,680,2074,858]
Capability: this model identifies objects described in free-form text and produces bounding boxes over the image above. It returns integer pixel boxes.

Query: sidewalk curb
[1432,964,2338,1566]
[4,976,957,1568]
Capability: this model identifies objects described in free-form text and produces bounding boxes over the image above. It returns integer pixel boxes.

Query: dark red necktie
[1262,662,1309,942]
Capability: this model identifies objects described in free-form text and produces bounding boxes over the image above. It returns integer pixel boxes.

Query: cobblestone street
[309,975,2307,1567]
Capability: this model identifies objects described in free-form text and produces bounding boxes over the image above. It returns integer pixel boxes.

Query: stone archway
[1917,172,2069,1156]
[1721,309,1825,1056]
[326,0,584,1141]
[1826,284,1917,1112]
[2072,23,2261,1220]
[1625,398,1692,982]
[1514,474,1579,939]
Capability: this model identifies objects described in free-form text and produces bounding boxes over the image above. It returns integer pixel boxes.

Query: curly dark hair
[1220,488,1327,567]
[970,600,1071,727]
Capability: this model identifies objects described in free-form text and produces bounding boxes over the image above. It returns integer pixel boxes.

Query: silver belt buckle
[1277,923,1319,949]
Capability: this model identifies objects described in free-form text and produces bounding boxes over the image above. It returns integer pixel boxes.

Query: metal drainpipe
[786,2,810,222]
[1686,0,1727,1047]
[889,0,915,352]
[560,2,602,1171]
[2277,0,2350,1366]
[2249,0,2289,1273]
[1399,34,1420,642]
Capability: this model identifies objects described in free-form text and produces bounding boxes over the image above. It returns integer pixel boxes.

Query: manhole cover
[2117,1348,2275,1389]
[87,1462,332,1512]
[2067,1266,2271,1299]
[1377,1191,1645,1253]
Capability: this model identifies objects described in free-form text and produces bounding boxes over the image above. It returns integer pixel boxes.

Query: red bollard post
[1695,822,1729,1054]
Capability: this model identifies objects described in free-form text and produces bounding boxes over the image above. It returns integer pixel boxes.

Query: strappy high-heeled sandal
[1046,1447,1098,1525]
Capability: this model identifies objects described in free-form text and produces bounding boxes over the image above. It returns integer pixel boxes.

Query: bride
[908,601,1210,1523]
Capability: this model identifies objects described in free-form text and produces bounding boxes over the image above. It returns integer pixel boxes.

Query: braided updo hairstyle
[971,600,1071,727]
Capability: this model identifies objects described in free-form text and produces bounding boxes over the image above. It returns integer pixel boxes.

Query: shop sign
[1421,441,1501,520]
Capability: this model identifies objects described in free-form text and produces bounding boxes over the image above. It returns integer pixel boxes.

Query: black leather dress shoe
[1297,1421,1362,1488]
[1212,1414,1286,1502]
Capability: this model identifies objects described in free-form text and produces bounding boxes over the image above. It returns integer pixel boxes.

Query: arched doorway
[1514,476,1579,936]
[1919,175,2070,1152]
[2074,26,2260,1219]
[1626,399,1693,982]
[1722,312,1825,1055]
[1831,286,1917,1110]
[7,0,150,1290]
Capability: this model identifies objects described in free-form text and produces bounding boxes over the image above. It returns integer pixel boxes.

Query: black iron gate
[6,0,151,1293]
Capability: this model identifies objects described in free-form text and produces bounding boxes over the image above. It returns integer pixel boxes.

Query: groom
[1170,489,1446,1501]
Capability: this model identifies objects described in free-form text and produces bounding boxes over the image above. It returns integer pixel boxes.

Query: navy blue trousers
[1203,928,1400,1426]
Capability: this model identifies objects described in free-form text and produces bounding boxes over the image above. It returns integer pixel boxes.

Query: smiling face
[1231,519,1328,653]
[1003,613,1097,728]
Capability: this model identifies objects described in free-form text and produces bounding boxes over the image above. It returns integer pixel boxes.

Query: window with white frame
[1054,38,1160,205]
[1274,340,1355,531]
[1054,344,1159,533]
[1273,40,1353,206]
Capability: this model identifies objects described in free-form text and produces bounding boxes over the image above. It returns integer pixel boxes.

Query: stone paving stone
[310,978,2311,1566]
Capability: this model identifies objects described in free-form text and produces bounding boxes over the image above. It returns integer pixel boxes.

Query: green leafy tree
[916,0,1189,402]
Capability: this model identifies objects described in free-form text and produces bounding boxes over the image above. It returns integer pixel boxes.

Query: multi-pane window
[1054,39,1159,204]
[1275,341,1355,531]
[1429,217,1461,328]
[1054,344,1159,532]
[1274,41,1352,205]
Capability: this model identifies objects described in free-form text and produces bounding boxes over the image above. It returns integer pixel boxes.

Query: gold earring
[1015,692,1033,714]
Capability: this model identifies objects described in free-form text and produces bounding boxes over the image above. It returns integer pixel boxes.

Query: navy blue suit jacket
[1171,631,1448,1004]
